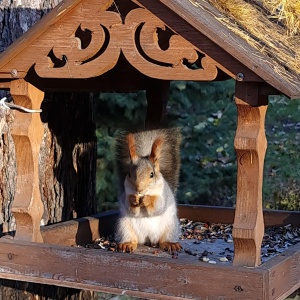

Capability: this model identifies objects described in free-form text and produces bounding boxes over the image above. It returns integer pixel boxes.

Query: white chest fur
[117,175,180,245]
[128,204,178,244]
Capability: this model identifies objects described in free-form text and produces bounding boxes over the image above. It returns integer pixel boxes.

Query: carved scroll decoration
[34,1,218,80]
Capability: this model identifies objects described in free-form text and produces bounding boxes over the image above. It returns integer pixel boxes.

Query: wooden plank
[41,210,118,246]
[40,206,300,247]
[41,216,101,246]
[178,205,300,227]
[260,242,300,300]
[178,205,235,224]
[262,210,300,227]
[0,238,267,300]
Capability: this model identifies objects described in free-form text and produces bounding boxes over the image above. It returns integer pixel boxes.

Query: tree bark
[0,1,98,299]
[0,108,15,234]
[40,92,97,224]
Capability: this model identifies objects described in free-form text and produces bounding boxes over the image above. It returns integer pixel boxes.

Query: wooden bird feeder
[0,0,299,299]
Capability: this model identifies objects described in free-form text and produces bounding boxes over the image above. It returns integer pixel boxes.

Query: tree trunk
[40,92,97,225]
[0,1,98,299]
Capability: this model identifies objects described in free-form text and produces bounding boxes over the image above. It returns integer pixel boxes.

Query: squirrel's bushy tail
[115,127,181,194]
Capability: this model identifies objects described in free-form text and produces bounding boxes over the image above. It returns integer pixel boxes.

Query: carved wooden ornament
[0,0,218,81]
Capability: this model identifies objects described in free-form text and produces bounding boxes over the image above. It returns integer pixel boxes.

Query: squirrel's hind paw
[117,242,138,253]
[159,241,182,254]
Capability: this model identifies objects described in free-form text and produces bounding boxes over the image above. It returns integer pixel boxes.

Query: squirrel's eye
[150,172,154,178]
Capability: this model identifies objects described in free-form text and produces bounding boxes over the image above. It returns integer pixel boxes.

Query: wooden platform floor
[0,206,299,300]
[85,231,299,266]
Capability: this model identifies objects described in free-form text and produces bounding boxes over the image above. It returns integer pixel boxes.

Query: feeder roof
[154,0,300,98]
[0,0,299,98]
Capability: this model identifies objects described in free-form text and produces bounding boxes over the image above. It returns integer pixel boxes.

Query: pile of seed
[261,223,300,259]
[179,219,300,263]
[179,218,234,263]
[82,219,300,264]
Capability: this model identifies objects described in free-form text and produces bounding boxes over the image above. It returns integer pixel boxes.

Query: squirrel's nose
[135,181,145,194]
[136,185,143,194]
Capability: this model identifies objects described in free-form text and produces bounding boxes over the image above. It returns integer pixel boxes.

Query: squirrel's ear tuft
[150,136,164,167]
[127,133,138,163]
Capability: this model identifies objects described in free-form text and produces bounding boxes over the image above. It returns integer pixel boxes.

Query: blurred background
[94,80,300,213]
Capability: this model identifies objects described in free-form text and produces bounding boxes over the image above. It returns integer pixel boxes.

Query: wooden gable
[0,0,269,94]
[0,0,299,98]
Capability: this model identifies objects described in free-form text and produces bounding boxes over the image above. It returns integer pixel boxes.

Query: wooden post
[10,79,44,242]
[233,82,268,267]
[145,79,170,129]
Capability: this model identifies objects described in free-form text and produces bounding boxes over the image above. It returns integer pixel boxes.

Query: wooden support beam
[233,82,268,267]
[145,79,169,128]
[10,79,44,243]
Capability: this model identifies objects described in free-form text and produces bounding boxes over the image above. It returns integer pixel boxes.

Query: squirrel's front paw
[128,194,140,207]
[159,241,182,254]
[140,195,157,209]
[117,242,138,253]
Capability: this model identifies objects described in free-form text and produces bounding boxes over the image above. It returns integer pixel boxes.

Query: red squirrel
[115,128,182,253]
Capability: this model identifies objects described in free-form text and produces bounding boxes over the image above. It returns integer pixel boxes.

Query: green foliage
[94,81,300,212]
[168,80,236,206]
[95,129,118,211]
[264,96,300,211]
[94,92,147,212]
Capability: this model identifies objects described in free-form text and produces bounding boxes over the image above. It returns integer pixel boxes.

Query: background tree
[0,1,98,298]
